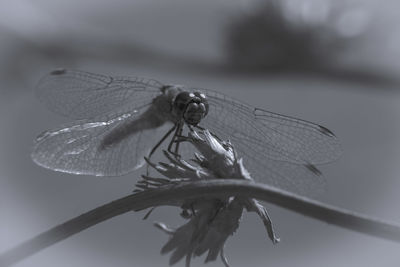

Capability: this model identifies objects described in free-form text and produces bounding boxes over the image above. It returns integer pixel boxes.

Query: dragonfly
[32,69,342,195]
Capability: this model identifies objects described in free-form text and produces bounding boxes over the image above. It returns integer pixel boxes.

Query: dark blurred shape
[225,0,369,72]
[1,0,398,92]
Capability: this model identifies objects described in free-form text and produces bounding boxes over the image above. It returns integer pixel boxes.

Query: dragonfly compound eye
[173,91,192,116]
[172,91,209,125]
[193,92,209,116]
[184,101,207,125]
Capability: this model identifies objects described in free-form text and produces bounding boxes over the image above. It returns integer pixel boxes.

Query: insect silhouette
[32,69,341,195]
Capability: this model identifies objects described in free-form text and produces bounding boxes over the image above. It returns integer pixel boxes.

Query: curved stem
[1,179,400,267]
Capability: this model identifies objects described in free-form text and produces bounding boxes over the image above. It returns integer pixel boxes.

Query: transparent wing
[32,106,175,176]
[36,69,164,119]
[193,89,342,195]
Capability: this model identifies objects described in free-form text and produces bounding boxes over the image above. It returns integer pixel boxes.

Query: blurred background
[1,0,400,266]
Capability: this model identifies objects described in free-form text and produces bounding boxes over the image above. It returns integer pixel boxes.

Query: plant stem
[1,179,400,267]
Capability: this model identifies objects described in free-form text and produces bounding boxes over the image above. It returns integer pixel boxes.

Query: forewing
[194,89,341,195]
[35,69,163,119]
[32,109,173,176]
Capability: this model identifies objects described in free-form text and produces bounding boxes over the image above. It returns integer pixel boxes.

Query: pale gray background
[1,0,400,266]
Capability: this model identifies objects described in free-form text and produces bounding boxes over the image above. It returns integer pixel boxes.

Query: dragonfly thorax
[172,90,209,126]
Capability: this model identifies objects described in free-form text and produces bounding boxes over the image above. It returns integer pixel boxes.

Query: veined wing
[32,107,173,176]
[36,69,163,119]
[193,89,342,195]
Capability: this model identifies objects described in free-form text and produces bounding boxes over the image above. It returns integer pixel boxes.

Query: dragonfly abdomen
[99,107,167,150]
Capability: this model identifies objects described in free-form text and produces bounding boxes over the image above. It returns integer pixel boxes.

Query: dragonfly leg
[149,124,176,159]
[146,124,176,175]
[188,124,195,132]
[195,125,223,142]
[174,125,184,154]
[167,122,183,157]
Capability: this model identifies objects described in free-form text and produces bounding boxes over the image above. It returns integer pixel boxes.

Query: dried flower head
[135,129,280,267]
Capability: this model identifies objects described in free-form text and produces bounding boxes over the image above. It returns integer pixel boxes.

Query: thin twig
[1,179,400,267]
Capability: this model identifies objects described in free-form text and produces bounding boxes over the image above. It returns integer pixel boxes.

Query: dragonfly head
[173,91,209,126]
